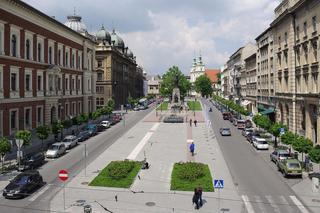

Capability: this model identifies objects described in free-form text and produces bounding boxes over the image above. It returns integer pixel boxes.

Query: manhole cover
[128,136,134,139]
[81,182,89,185]
[74,200,86,206]
[145,202,156,206]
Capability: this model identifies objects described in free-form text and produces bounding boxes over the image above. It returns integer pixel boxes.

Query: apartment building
[0,0,96,137]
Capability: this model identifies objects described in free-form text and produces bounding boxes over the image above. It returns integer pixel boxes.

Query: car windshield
[258,140,267,144]
[63,138,72,142]
[223,128,230,131]
[288,163,300,169]
[14,175,30,185]
[279,153,290,158]
[246,129,253,133]
[49,145,59,150]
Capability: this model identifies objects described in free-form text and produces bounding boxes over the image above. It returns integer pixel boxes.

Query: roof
[205,69,220,83]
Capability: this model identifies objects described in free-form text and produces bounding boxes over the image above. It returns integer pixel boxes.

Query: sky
[23,0,281,75]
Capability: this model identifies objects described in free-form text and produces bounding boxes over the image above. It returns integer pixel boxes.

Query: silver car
[46,143,66,158]
[62,135,78,149]
[242,128,254,137]
[270,149,291,164]
[220,128,231,136]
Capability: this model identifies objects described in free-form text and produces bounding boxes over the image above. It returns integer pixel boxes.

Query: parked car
[242,128,254,137]
[111,115,121,123]
[247,132,261,143]
[133,106,140,111]
[277,159,302,178]
[253,138,269,150]
[245,120,253,128]
[270,149,291,164]
[86,124,98,136]
[222,112,230,120]
[237,120,246,129]
[18,153,45,171]
[100,120,111,129]
[233,119,238,126]
[46,143,66,158]
[77,130,91,142]
[219,128,231,136]
[3,170,45,199]
[62,135,78,149]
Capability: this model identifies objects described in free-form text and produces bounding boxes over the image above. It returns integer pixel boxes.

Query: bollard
[84,205,92,213]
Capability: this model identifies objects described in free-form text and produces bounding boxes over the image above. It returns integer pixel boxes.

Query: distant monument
[171,74,181,105]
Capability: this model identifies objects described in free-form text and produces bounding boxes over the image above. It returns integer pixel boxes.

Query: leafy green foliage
[160,66,191,97]
[107,99,115,109]
[36,125,50,141]
[187,101,202,111]
[194,75,213,97]
[62,119,72,129]
[253,114,272,130]
[171,162,214,192]
[51,120,63,135]
[92,110,101,120]
[89,161,142,188]
[280,131,298,145]
[0,137,11,158]
[107,161,135,179]
[269,122,287,138]
[213,95,249,116]
[292,137,313,154]
[177,162,205,181]
[77,114,89,124]
[309,146,320,163]
[15,130,32,145]
[157,102,168,110]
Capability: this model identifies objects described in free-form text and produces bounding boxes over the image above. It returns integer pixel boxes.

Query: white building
[189,55,205,96]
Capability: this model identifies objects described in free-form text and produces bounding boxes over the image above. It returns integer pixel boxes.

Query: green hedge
[171,162,213,192]
[89,160,142,188]
[212,95,249,116]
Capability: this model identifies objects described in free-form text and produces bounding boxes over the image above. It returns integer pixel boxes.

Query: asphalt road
[0,107,154,213]
[202,99,310,213]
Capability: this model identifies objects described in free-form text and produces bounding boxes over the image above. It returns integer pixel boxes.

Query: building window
[10,110,17,131]
[25,74,31,91]
[278,36,281,46]
[37,43,41,62]
[11,73,17,91]
[296,26,300,39]
[11,35,17,57]
[72,79,75,91]
[65,78,69,90]
[72,54,75,68]
[65,103,69,116]
[303,22,307,36]
[37,75,42,91]
[65,52,69,67]
[313,16,317,32]
[49,47,52,64]
[97,72,103,81]
[26,39,30,60]
[25,108,31,128]
[77,55,81,69]
[73,102,76,115]
[284,32,288,45]
[58,49,61,65]
[0,28,3,54]
[97,60,102,67]
[37,107,43,125]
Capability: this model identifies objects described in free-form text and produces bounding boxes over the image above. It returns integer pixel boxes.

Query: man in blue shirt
[190,142,195,156]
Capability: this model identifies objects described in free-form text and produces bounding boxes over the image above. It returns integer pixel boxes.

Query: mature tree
[107,99,115,110]
[160,66,191,97]
[15,130,32,146]
[36,125,50,152]
[51,120,63,141]
[0,137,11,171]
[292,136,313,162]
[269,122,287,148]
[194,74,213,97]
[217,73,222,85]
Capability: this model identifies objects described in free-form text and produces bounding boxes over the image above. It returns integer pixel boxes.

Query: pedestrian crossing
[241,194,309,213]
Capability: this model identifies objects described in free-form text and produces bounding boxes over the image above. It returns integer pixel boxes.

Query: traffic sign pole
[58,170,68,210]
[63,182,66,210]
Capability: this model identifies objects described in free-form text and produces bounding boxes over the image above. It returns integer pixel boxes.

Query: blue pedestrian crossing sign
[214,179,224,189]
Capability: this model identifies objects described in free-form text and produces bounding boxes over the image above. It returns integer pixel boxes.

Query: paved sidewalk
[49,109,243,212]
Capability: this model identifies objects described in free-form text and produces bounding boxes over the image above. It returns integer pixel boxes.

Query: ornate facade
[0,0,96,137]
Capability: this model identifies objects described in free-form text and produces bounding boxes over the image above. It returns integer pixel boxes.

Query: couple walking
[192,187,203,209]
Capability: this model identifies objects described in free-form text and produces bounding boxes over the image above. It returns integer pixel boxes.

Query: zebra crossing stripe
[265,195,281,213]
[241,195,255,213]
[290,196,309,213]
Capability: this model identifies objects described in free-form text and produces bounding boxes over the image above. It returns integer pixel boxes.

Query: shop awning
[260,108,275,115]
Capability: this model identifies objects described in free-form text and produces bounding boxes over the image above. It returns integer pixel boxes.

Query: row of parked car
[2,113,123,199]
[216,102,303,179]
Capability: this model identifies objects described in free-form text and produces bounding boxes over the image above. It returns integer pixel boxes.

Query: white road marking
[265,195,281,213]
[279,195,294,212]
[126,123,159,160]
[290,195,310,213]
[254,195,267,213]
[28,185,50,202]
[241,195,255,213]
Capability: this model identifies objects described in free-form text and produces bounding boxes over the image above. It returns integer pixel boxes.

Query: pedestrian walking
[189,119,192,127]
[194,119,197,127]
[189,142,195,156]
[198,186,203,207]
[192,188,200,209]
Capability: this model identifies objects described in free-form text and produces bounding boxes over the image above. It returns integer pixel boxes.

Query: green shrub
[177,162,205,181]
[107,161,135,179]
[309,146,320,163]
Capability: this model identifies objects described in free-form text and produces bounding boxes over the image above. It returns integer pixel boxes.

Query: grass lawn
[157,102,168,110]
[171,162,214,192]
[187,101,202,111]
[89,161,142,188]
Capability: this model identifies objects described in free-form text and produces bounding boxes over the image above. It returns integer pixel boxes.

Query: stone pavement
[49,108,243,213]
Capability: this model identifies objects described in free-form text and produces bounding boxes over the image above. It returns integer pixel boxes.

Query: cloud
[22,0,280,75]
